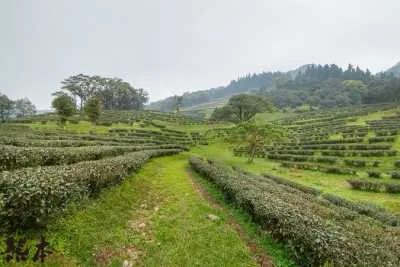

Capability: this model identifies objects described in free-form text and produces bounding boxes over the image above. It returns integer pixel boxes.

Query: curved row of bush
[348,179,400,193]
[189,157,400,266]
[321,149,397,157]
[0,149,183,230]
[260,173,400,226]
[272,143,393,151]
[0,136,136,147]
[368,136,396,143]
[0,144,187,171]
[281,161,357,175]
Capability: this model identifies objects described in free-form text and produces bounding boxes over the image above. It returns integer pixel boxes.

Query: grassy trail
[20,154,291,266]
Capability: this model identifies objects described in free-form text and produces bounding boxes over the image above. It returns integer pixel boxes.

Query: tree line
[261,64,400,108]
[51,74,149,125]
[54,74,149,111]
[150,63,400,111]
[0,93,36,122]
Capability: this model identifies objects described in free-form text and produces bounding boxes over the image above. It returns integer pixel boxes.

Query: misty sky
[1,0,400,109]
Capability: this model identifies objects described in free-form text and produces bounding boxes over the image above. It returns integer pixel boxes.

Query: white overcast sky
[1,0,400,109]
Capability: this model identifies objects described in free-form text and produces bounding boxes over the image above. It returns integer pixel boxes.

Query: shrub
[395,160,400,168]
[0,149,182,229]
[262,173,321,196]
[321,193,400,226]
[367,170,382,179]
[0,145,187,171]
[344,159,367,167]
[314,156,337,164]
[347,179,384,192]
[348,179,400,193]
[372,160,382,167]
[390,171,400,179]
[386,183,400,193]
[190,157,400,266]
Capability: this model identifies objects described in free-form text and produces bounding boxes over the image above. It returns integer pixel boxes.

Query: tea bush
[0,149,182,229]
[189,157,400,266]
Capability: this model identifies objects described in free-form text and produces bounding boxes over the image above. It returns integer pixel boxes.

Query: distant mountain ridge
[386,61,400,77]
[147,65,310,112]
[148,61,400,112]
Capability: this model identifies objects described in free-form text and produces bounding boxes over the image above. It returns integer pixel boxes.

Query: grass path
[10,153,291,266]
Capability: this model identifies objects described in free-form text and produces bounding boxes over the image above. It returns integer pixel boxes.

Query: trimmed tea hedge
[0,149,182,229]
[189,157,400,266]
[0,144,187,171]
[348,179,400,193]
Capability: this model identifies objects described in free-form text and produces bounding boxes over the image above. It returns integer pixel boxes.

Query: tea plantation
[1,104,400,266]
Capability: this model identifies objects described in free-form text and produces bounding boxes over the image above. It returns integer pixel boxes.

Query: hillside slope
[147,71,288,112]
[386,61,400,77]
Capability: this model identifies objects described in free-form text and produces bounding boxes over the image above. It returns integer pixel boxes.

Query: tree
[51,94,76,125]
[211,94,273,123]
[210,106,235,122]
[174,95,183,113]
[14,98,37,117]
[84,96,102,124]
[61,74,92,110]
[59,74,149,111]
[0,93,14,122]
[230,122,285,163]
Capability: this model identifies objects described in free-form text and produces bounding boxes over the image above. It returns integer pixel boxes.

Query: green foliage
[348,179,400,193]
[0,149,182,230]
[51,94,76,124]
[390,171,400,179]
[231,122,285,163]
[0,144,185,171]
[395,160,400,168]
[174,95,184,113]
[13,97,37,117]
[189,157,400,266]
[367,170,382,178]
[262,173,321,196]
[0,94,36,121]
[211,94,273,123]
[262,64,400,108]
[0,93,14,122]
[60,74,148,110]
[84,96,102,124]
[321,193,400,226]
[148,72,280,112]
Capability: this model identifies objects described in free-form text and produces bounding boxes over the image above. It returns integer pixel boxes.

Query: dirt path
[187,168,274,267]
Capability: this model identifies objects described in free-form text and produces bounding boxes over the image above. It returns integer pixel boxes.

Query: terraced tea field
[1,105,400,266]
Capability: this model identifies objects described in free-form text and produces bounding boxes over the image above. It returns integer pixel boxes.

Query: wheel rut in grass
[187,168,274,267]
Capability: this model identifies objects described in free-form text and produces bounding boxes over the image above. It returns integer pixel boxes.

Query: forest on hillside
[149,63,400,112]
[263,64,400,108]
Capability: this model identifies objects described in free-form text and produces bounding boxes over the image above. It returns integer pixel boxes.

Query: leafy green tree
[210,105,235,122]
[59,74,148,111]
[174,95,184,113]
[14,98,37,117]
[0,93,14,122]
[231,122,285,163]
[51,94,76,125]
[211,94,273,123]
[84,96,102,124]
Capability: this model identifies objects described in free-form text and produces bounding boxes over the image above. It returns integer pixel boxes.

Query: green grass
[189,167,296,267]
[1,154,295,266]
[191,143,400,212]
